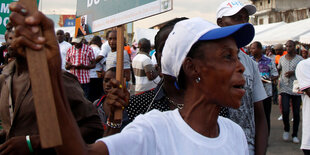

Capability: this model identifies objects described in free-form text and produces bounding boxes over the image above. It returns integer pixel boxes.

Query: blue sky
[40,0,250,29]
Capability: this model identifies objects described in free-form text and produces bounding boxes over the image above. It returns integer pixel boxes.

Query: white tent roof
[253,18,310,45]
[254,22,285,35]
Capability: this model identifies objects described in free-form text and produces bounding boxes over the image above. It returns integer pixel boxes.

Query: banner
[46,14,76,28]
[0,0,40,36]
[75,0,172,37]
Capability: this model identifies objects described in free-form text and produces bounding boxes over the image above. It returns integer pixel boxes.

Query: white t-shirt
[105,50,131,71]
[296,58,310,149]
[98,41,111,64]
[90,45,104,78]
[132,53,159,92]
[59,41,72,71]
[97,109,249,155]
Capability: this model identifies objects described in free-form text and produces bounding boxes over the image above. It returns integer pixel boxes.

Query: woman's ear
[182,57,199,81]
[217,18,223,27]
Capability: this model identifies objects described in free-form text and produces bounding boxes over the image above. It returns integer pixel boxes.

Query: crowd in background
[1,0,310,155]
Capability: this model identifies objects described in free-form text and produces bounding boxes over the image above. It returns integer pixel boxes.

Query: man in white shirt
[132,38,160,94]
[104,30,131,81]
[56,29,72,71]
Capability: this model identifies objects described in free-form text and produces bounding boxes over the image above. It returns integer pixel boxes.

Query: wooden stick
[115,25,124,122]
[18,0,62,148]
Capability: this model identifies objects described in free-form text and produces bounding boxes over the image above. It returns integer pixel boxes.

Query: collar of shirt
[137,51,151,58]
[251,54,269,62]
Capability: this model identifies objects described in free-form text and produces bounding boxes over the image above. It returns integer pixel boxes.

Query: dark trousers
[303,149,310,155]
[272,83,278,104]
[281,93,301,137]
[89,78,103,102]
[263,97,272,136]
[81,83,90,100]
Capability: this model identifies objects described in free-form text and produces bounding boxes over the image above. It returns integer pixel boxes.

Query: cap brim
[199,23,255,48]
[72,38,82,43]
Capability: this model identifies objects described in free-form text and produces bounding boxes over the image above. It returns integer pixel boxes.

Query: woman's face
[193,37,245,109]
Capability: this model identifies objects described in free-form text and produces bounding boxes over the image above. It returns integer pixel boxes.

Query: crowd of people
[0,0,310,155]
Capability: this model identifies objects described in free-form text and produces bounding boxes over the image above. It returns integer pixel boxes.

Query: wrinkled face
[56,30,65,43]
[108,31,117,51]
[103,70,116,93]
[193,37,245,109]
[249,42,261,57]
[219,8,249,26]
[285,41,295,54]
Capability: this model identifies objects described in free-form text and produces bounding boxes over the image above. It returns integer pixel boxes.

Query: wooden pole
[115,25,124,122]
[18,0,62,148]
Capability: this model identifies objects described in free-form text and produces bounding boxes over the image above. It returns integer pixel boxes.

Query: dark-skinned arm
[95,55,104,63]
[75,60,96,70]
[254,101,268,155]
[9,3,89,154]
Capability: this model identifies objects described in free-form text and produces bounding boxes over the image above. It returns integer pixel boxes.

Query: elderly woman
[9,2,254,154]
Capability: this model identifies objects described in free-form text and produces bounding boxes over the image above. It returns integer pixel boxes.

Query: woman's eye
[224,54,232,60]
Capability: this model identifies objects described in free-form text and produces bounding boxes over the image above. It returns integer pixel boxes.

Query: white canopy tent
[253,18,310,45]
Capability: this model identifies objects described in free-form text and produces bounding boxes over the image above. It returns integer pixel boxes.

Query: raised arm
[9,2,89,154]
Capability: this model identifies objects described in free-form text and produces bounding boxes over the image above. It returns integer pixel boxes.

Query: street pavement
[267,104,303,155]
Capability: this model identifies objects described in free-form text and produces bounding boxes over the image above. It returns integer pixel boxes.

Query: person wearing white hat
[66,36,96,100]
[216,1,268,155]
[48,16,255,154]
[10,1,257,152]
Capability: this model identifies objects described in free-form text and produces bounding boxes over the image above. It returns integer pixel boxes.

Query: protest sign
[75,0,172,36]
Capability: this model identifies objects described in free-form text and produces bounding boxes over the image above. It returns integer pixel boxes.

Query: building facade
[250,0,310,25]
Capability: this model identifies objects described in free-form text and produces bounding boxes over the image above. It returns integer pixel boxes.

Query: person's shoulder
[296,55,304,61]
[62,70,79,82]
[262,55,271,60]
[64,41,72,47]
[297,58,310,69]
[129,88,155,102]
[134,109,173,125]
[238,51,254,63]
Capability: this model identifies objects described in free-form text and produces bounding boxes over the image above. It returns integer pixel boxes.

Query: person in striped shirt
[66,37,96,99]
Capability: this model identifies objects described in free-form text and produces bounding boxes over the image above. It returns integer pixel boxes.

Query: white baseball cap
[161,17,254,78]
[216,0,256,19]
[71,37,82,43]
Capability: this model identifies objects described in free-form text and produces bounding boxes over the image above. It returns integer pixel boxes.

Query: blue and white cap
[216,0,256,19]
[161,17,254,78]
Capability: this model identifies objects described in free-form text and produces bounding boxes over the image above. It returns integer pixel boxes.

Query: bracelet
[106,120,122,129]
[26,135,34,153]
